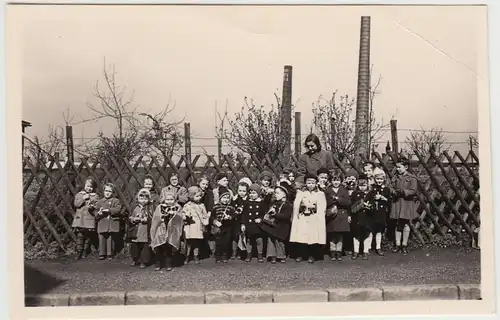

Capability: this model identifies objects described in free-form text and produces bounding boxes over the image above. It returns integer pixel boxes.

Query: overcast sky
[20,5,484,157]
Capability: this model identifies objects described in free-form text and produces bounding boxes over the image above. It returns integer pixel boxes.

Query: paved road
[25,248,480,295]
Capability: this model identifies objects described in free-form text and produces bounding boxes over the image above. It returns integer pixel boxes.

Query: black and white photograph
[7,2,494,318]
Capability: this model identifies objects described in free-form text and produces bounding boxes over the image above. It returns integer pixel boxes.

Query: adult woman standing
[295,134,335,189]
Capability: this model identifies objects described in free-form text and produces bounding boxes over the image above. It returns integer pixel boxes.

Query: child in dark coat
[241,183,268,262]
[367,168,392,256]
[211,187,237,263]
[95,183,122,260]
[127,188,154,268]
[72,177,100,260]
[349,174,373,260]
[230,181,250,259]
[324,171,351,261]
[259,182,293,263]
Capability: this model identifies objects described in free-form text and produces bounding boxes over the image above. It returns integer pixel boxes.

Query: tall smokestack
[354,16,371,159]
[281,65,293,160]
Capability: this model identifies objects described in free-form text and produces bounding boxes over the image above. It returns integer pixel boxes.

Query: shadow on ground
[24,264,67,306]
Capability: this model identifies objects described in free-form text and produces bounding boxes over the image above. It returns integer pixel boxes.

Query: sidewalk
[25,247,480,296]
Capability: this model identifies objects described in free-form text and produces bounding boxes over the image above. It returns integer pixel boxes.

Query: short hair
[198,175,210,184]
[143,174,155,188]
[237,182,249,191]
[363,161,376,169]
[397,156,410,167]
[103,182,116,191]
[304,134,322,152]
[84,177,98,189]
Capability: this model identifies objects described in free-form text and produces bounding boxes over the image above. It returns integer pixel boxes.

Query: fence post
[294,112,301,158]
[218,137,223,165]
[281,65,293,162]
[184,122,191,165]
[66,126,74,164]
[390,119,398,155]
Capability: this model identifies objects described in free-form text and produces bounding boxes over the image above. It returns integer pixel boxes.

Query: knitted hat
[218,186,231,200]
[162,190,176,201]
[137,188,151,200]
[373,167,386,178]
[187,186,202,200]
[259,170,274,182]
[345,169,359,179]
[249,183,261,194]
[239,177,253,187]
[304,172,318,182]
[215,172,228,182]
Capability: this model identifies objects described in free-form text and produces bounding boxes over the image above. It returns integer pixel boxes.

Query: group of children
[71,156,419,271]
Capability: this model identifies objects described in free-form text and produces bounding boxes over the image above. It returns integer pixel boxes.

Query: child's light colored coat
[289,189,327,245]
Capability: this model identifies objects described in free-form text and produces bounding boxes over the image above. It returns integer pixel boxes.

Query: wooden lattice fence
[22,150,480,252]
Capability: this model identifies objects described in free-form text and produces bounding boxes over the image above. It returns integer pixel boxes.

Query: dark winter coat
[296,150,335,187]
[231,196,248,236]
[259,200,293,241]
[95,197,123,233]
[367,185,392,227]
[241,198,268,237]
[210,203,236,235]
[324,185,351,233]
[350,189,372,231]
[389,172,419,221]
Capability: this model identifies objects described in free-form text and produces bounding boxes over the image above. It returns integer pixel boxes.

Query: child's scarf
[150,204,184,251]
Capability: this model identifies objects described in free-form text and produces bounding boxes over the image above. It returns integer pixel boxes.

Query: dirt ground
[25,247,480,295]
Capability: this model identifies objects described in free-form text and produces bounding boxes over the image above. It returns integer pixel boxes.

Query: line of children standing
[71,156,418,268]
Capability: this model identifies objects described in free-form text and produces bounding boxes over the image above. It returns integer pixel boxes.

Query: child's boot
[231,250,238,260]
[336,251,343,262]
[257,254,264,263]
[329,251,337,261]
[351,252,359,260]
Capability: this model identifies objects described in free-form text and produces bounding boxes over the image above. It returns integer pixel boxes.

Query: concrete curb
[25,284,481,307]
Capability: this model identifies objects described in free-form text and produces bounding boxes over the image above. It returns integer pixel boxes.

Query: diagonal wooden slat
[24,159,77,243]
[414,152,474,237]
[455,151,480,186]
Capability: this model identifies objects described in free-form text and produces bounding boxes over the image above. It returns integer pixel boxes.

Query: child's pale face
[274,188,286,201]
[261,179,271,187]
[249,190,259,200]
[363,165,374,178]
[144,179,153,190]
[396,163,408,175]
[220,195,231,205]
[103,186,113,199]
[332,178,341,188]
[375,176,385,186]
[193,192,203,203]
[218,177,229,187]
[84,181,94,193]
[170,176,179,186]
[199,179,209,190]
[305,179,317,190]
[358,183,368,192]
[237,186,248,198]
[288,173,295,182]
[138,195,149,206]
[318,174,329,185]
[164,197,175,206]
[279,173,287,181]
